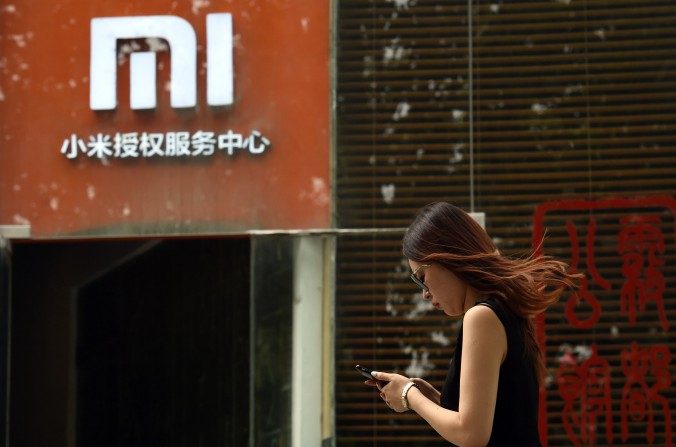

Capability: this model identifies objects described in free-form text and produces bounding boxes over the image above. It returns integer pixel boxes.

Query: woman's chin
[444,308,465,319]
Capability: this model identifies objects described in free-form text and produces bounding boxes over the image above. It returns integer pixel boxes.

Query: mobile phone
[355,364,374,379]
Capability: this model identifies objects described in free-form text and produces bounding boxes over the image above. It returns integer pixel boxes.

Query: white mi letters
[90,14,233,110]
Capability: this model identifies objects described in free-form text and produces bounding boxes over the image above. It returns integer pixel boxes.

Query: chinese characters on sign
[533,198,674,447]
[60,130,271,160]
[618,216,669,332]
[557,345,613,446]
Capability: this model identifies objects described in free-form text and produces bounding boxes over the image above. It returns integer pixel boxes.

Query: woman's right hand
[365,376,440,406]
[410,377,441,405]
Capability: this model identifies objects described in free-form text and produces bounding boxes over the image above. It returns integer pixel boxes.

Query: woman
[365,202,579,446]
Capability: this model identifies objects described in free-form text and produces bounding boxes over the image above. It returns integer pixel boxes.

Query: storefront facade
[0,1,334,446]
[2,1,675,446]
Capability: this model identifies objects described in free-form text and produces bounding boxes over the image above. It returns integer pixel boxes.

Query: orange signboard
[0,1,331,237]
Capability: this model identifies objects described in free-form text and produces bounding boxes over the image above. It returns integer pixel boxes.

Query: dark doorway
[11,238,250,447]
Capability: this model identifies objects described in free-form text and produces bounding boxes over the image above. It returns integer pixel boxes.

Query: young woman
[364,202,580,447]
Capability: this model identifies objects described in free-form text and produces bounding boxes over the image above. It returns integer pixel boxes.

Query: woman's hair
[402,202,580,384]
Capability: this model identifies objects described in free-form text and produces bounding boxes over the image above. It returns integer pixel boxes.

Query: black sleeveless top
[440,297,541,446]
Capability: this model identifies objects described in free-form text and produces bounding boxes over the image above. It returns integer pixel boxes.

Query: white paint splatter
[298,177,329,206]
[573,345,592,361]
[405,293,434,319]
[8,34,26,48]
[86,185,96,200]
[310,177,329,206]
[564,84,584,95]
[490,4,500,13]
[12,184,20,192]
[49,197,59,211]
[191,0,210,15]
[555,0,571,4]
[0,88,5,101]
[557,343,593,364]
[368,155,376,165]
[146,37,169,52]
[119,41,141,54]
[610,325,619,337]
[544,373,554,388]
[362,55,374,78]
[122,204,131,217]
[385,300,397,316]
[300,17,309,32]
[404,347,435,378]
[451,143,464,163]
[232,33,243,50]
[557,344,576,364]
[117,41,141,65]
[430,331,451,347]
[383,38,409,64]
[13,214,30,225]
[452,109,466,121]
[594,28,606,40]
[385,281,404,317]
[4,5,16,13]
[392,101,410,121]
[68,79,77,88]
[381,183,395,204]
[386,0,415,10]
[416,148,425,159]
[532,103,548,114]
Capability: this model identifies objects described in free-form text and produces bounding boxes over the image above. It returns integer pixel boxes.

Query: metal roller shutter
[335,1,676,445]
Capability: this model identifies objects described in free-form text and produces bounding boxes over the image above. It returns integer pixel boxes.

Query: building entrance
[10,238,250,447]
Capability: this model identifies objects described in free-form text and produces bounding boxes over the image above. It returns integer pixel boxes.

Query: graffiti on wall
[533,197,674,447]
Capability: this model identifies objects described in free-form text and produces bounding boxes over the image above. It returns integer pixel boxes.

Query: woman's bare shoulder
[463,304,507,361]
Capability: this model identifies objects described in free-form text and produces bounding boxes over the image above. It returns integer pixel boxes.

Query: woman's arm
[412,305,506,446]
[378,305,506,447]
[411,377,441,405]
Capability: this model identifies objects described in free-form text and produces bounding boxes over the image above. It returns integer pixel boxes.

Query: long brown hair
[402,202,580,384]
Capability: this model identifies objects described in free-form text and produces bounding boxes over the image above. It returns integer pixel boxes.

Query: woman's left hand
[371,371,411,412]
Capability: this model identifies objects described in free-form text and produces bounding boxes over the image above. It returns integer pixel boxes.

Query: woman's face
[408,260,477,317]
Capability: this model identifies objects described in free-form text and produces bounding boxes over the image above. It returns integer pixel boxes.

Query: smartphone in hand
[355,364,374,379]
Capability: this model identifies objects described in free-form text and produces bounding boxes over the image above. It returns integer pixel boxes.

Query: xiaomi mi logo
[90,14,233,110]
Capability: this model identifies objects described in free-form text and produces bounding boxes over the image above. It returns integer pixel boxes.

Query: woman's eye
[419,275,425,282]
